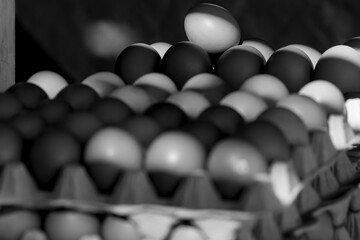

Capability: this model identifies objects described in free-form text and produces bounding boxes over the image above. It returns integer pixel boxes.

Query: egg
[37,99,73,125]
[299,80,345,115]
[121,115,163,148]
[27,71,68,99]
[84,127,142,193]
[234,120,291,162]
[240,74,289,106]
[12,111,46,141]
[184,3,240,53]
[101,216,141,240]
[265,46,313,93]
[114,43,161,84]
[241,39,274,61]
[313,45,360,93]
[145,131,205,176]
[0,122,22,165]
[207,138,267,198]
[343,36,360,53]
[216,45,265,90]
[55,83,100,111]
[288,44,321,68]
[258,107,310,146]
[182,73,230,104]
[161,41,212,89]
[45,210,100,240]
[90,97,133,126]
[198,105,245,136]
[0,92,23,120]
[0,209,41,240]
[28,128,81,190]
[150,42,172,58]
[145,131,206,197]
[133,73,178,102]
[12,111,46,162]
[109,85,156,114]
[277,94,328,132]
[82,71,125,97]
[181,120,223,152]
[168,225,206,240]
[145,102,189,130]
[220,91,268,122]
[6,82,48,109]
[59,111,103,144]
[166,90,210,118]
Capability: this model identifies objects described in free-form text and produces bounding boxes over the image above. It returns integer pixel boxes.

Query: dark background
[15,0,360,83]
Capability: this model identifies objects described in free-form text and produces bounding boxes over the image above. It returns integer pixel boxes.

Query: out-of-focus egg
[84,127,142,193]
[0,209,41,240]
[133,73,177,102]
[145,102,189,131]
[277,94,328,132]
[299,80,345,115]
[28,129,81,190]
[166,91,210,118]
[198,105,245,135]
[55,83,100,111]
[90,97,133,126]
[0,92,23,120]
[240,74,289,106]
[7,82,48,109]
[145,131,206,176]
[82,71,125,97]
[220,91,268,122]
[45,210,100,240]
[258,107,309,146]
[207,138,267,185]
[109,85,156,114]
[101,216,141,240]
[182,73,230,104]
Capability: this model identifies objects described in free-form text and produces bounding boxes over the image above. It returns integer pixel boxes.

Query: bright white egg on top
[184,3,241,53]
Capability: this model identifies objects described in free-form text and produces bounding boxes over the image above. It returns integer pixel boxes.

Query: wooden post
[0,0,15,91]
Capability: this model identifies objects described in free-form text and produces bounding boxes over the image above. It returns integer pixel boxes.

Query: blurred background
[15,0,360,83]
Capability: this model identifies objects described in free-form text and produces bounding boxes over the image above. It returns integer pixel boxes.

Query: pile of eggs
[1,2,360,240]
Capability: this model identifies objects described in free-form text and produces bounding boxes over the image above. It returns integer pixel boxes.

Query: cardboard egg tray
[1,130,360,240]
